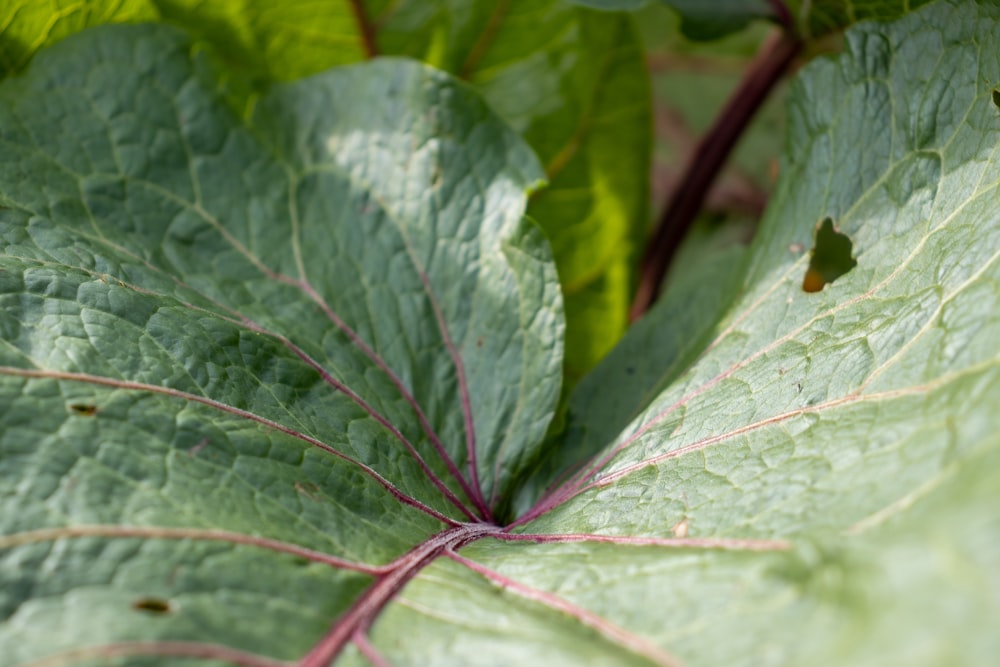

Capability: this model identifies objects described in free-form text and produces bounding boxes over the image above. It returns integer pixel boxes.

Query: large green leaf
[0,23,561,664]
[370,0,651,384]
[516,0,1000,661]
[0,0,650,386]
[2,2,1000,666]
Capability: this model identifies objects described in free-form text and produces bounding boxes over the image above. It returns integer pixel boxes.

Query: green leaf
[0,0,651,385]
[150,0,369,80]
[570,0,937,39]
[371,0,651,385]
[0,0,158,76]
[0,23,561,663]
[786,0,935,38]
[659,0,775,39]
[562,0,650,9]
[565,0,776,39]
[784,440,1000,665]
[3,1,1000,666]
[513,1,1000,662]
[525,242,749,504]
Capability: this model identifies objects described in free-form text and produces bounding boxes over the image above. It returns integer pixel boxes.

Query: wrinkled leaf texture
[0,0,650,385]
[1,1,1000,666]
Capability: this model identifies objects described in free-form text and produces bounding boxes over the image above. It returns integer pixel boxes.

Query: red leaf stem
[630,29,802,321]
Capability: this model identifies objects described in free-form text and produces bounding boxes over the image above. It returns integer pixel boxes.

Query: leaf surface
[786,0,934,38]
[370,0,652,384]
[515,0,1000,662]
[2,1,1000,666]
[0,23,560,664]
[0,0,650,385]
[0,0,157,77]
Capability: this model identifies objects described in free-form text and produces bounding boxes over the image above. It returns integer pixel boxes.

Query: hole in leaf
[132,597,172,614]
[67,403,98,417]
[802,218,857,293]
[993,88,1000,110]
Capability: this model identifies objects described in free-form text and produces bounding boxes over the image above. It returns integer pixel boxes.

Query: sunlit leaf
[1,1,998,665]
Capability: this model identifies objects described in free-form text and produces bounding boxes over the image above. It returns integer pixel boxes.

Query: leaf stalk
[630,28,802,320]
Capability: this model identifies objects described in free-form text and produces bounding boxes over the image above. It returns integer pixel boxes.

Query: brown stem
[298,524,498,667]
[348,0,379,58]
[767,0,795,31]
[630,29,802,322]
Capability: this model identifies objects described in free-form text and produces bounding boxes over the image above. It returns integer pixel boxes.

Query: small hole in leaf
[132,597,172,614]
[802,218,857,293]
[993,88,1000,110]
[68,403,98,417]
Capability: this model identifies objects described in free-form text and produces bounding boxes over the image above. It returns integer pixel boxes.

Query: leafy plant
[1,1,999,666]
[0,0,650,388]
